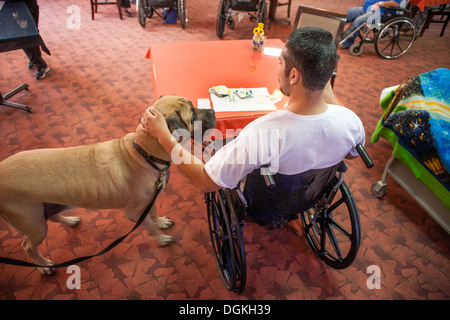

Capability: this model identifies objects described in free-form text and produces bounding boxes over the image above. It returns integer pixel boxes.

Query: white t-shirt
[205,105,366,189]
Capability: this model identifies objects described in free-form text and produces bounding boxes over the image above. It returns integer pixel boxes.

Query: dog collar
[132,136,171,173]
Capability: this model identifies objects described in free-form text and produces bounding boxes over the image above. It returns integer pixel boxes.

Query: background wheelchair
[205,144,373,293]
[138,0,187,29]
[341,0,416,59]
[216,0,268,38]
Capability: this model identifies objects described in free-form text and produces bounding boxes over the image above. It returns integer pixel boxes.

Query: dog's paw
[64,216,81,227]
[51,215,81,227]
[157,216,174,230]
[38,261,56,276]
[157,234,174,247]
[39,266,56,276]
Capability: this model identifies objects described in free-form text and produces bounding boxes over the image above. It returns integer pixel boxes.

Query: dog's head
[153,95,216,139]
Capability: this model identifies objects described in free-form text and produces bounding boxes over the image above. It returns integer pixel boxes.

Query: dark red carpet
[0,0,449,300]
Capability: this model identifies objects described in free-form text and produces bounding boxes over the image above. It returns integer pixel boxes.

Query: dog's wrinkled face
[153,95,216,138]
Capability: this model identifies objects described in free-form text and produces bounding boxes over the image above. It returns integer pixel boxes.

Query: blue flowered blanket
[371,68,450,208]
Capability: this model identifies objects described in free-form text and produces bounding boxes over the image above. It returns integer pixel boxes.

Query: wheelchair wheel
[300,178,361,269]
[206,189,246,293]
[349,43,363,56]
[374,17,416,59]
[216,0,228,38]
[138,0,148,27]
[177,0,187,29]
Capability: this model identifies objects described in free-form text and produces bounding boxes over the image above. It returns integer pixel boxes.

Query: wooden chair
[292,5,347,86]
[90,0,123,20]
[268,0,292,25]
[419,4,450,37]
[293,5,347,49]
[275,0,292,18]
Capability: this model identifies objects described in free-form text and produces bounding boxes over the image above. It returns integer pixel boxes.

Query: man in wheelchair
[141,27,367,291]
[340,0,402,49]
[140,27,365,199]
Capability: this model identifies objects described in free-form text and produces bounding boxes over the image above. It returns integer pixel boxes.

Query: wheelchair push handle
[356,144,374,169]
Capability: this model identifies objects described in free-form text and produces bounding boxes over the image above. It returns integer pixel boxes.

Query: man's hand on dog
[140,106,172,144]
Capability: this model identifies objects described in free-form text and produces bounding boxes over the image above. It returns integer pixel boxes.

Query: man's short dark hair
[284,27,338,91]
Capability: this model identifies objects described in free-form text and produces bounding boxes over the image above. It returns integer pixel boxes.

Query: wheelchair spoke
[328,216,352,239]
[381,39,395,56]
[328,196,344,212]
[324,224,343,262]
[394,39,404,54]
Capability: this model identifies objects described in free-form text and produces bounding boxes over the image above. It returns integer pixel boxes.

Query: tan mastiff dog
[0,95,216,275]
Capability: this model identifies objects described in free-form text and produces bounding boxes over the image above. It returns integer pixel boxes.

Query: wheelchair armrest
[380,5,409,14]
[260,165,276,188]
[356,144,374,169]
[235,187,249,208]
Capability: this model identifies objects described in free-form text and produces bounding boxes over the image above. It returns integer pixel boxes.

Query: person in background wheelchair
[340,0,402,49]
[140,27,366,227]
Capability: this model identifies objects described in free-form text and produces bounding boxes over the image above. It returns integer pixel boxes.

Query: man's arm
[372,1,400,11]
[140,106,221,193]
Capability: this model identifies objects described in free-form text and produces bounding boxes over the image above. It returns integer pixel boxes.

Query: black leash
[0,184,163,269]
[0,139,170,269]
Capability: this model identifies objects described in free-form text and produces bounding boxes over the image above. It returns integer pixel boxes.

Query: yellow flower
[253,23,265,35]
[253,27,264,35]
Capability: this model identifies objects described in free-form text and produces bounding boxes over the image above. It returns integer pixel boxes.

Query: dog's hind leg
[3,203,56,275]
[44,203,81,227]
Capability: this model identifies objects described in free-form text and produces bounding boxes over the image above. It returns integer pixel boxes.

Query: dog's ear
[166,112,188,133]
[180,97,194,108]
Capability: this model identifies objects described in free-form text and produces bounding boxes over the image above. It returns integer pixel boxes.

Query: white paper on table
[210,87,279,112]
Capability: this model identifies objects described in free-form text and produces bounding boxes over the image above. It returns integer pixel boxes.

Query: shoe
[35,67,50,80]
[124,9,131,17]
[28,62,36,69]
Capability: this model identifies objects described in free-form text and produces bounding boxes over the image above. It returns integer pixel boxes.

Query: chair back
[243,161,346,229]
[148,0,175,7]
[292,5,347,49]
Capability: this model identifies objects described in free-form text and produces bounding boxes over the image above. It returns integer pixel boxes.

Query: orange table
[409,0,450,11]
[145,39,287,137]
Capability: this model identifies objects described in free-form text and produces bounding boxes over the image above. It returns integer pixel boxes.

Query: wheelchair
[138,0,187,29]
[341,1,416,59]
[216,0,268,38]
[205,144,373,293]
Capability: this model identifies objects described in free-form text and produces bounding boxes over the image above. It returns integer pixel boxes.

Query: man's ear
[289,67,301,85]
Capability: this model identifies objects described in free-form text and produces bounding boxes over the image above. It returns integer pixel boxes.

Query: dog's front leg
[140,206,174,246]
